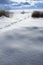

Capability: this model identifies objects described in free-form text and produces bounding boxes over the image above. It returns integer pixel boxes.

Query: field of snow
[0,9,43,33]
[0,9,43,65]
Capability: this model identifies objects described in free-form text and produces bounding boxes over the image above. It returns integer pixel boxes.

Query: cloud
[13,0,42,1]
[10,0,43,6]
[11,0,26,2]
[0,0,43,10]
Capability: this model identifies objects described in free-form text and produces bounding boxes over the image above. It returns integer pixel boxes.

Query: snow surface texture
[0,9,43,65]
[0,9,43,33]
[0,27,43,65]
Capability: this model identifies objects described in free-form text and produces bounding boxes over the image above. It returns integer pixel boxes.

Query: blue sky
[0,0,43,10]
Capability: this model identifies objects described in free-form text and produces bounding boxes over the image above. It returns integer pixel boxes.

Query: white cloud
[10,0,43,6]
[11,0,43,2]
[11,0,25,2]
[11,0,36,2]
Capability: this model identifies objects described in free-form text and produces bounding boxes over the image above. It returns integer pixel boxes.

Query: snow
[0,9,43,34]
[0,9,43,65]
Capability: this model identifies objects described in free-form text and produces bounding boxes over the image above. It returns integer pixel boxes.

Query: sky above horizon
[0,0,43,10]
[0,0,43,4]
[11,0,43,1]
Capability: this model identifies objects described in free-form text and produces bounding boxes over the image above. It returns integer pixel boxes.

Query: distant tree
[32,11,43,18]
[32,11,40,18]
[0,10,13,17]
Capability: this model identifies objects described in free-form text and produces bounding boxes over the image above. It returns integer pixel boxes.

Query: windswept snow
[0,9,43,65]
[0,9,43,33]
